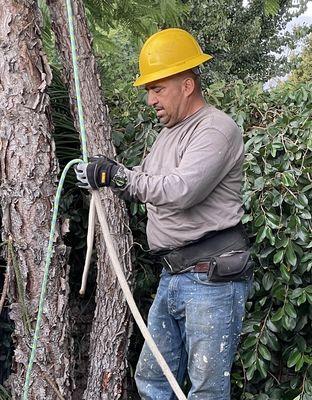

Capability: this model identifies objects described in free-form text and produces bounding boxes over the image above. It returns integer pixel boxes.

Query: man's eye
[154,88,163,93]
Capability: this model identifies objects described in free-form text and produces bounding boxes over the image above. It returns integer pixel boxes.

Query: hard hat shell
[133,28,212,87]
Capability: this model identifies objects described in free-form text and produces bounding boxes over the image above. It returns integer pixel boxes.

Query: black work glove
[75,156,119,189]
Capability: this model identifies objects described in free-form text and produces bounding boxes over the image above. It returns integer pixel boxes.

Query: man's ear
[183,77,195,96]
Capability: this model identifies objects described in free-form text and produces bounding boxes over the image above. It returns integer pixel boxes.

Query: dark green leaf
[254,214,265,227]
[285,242,297,266]
[306,293,312,304]
[290,288,304,299]
[305,380,312,395]
[266,226,275,245]
[280,263,290,282]
[300,210,311,219]
[244,351,257,368]
[262,272,274,291]
[295,355,304,371]
[287,348,301,368]
[295,335,306,353]
[266,212,280,229]
[281,172,295,187]
[256,226,268,243]
[256,357,268,378]
[273,250,284,264]
[282,315,297,330]
[258,344,271,361]
[272,283,286,301]
[275,234,288,249]
[266,332,279,351]
[271,307,284,322]
[266,319,278,333]
[244,335,258,350]
[246,363,257,381]
[298,193,308,207]
[284,302,297,319]
[242,214,253,223]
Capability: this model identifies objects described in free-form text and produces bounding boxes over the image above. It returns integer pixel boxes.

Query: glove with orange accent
[75,156,127,190]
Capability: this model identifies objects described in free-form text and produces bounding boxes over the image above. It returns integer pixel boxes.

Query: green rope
[65,0,88,163]
[22,159,82,399]
[23,0,90,397]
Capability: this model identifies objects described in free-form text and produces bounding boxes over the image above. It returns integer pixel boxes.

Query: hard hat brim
[133,54,213,87]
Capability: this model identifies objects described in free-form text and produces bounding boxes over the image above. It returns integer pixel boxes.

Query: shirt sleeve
[124,128,240,210]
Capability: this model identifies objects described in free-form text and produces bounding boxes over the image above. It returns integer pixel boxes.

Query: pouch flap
[215,251,250,277]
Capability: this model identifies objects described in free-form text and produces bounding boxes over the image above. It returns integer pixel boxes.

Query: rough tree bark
[46,0,134,399]
[0,1,73,399]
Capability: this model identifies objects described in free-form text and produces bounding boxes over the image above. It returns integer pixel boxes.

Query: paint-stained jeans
[135,270,251,400]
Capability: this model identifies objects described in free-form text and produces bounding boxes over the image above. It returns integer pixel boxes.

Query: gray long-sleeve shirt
[123,105,245,251]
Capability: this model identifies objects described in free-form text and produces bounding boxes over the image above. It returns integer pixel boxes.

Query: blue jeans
[135,270,251,400]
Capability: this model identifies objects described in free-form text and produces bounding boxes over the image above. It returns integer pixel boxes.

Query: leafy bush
[108,79,312,399]
[181,0,311,84]
[203,81,311,399]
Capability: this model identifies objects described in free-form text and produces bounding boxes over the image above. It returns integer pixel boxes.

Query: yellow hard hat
[133,28,213,87]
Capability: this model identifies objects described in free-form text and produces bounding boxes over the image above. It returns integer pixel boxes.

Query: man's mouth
[155,108,164,118]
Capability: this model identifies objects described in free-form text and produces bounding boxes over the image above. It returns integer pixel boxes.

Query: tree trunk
[0,1,73,399]
[46,0,134,399]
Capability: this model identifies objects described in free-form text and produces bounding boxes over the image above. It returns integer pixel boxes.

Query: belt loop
[207,259,217,280]
[163,257,174,273]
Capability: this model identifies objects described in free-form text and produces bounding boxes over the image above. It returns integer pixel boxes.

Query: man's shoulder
[196,105,241,142]
[200,106,239,129]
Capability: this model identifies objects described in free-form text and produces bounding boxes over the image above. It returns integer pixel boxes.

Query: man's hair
[175,68,202,93]
[190,67,202,92]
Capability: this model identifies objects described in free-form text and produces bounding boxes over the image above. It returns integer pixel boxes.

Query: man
[76,28,252,400]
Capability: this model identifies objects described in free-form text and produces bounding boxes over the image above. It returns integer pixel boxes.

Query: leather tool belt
[155,223,254,282]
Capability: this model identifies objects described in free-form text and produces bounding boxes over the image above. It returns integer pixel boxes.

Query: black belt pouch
[156,223,254,281]
[209,251,254,282]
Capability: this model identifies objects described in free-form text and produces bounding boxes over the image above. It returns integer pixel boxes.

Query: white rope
[92,191,187,400]
[79,195,96,295]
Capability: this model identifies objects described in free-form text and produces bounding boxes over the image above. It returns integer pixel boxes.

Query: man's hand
[75,156,118,189]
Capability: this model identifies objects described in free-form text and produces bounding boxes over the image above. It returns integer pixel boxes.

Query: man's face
[145,75,189,128]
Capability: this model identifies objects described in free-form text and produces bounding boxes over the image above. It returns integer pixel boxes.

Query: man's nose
[147,91,158,106]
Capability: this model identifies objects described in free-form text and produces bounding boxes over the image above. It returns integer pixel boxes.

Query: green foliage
[204,80,312,399]
[264,0,280,16]
[47,66,92,263]
[106,72,312,397]
[48,68,82,182]
[86,0,186,51]
[39,0,186,70]
[289,33,312,83]
[181,0,311,84]
[39,0,60,67]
